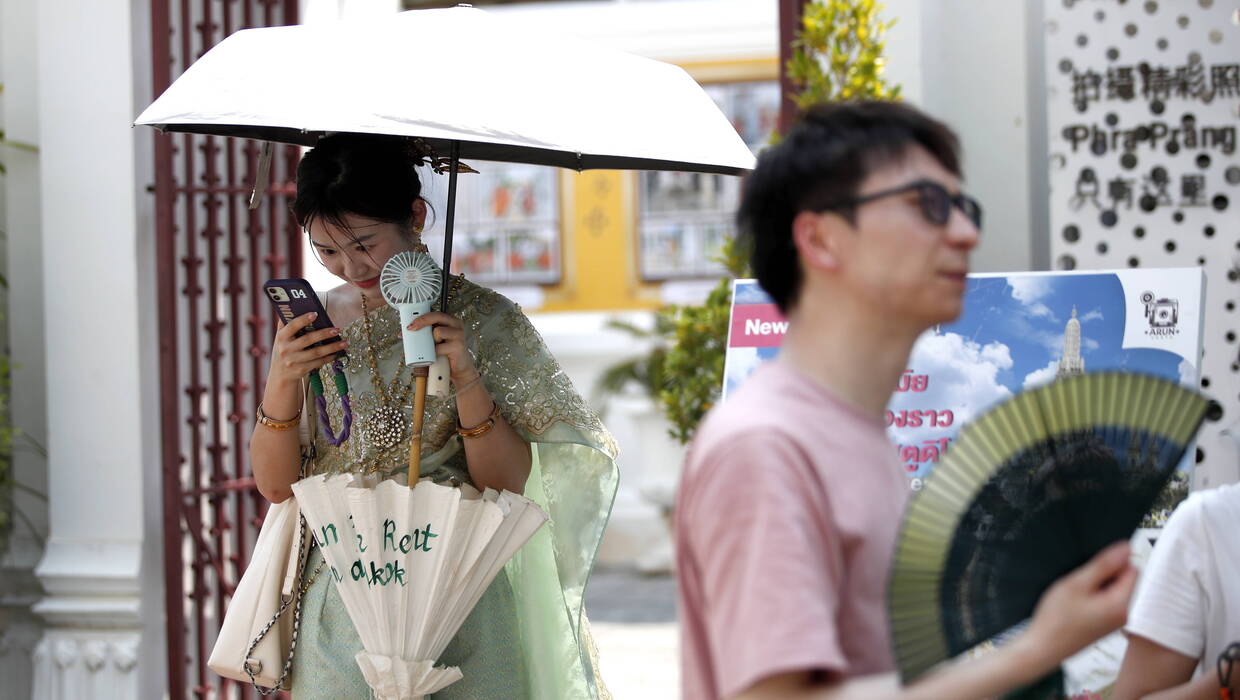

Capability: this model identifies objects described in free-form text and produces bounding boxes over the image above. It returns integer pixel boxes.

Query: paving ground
[585,567,680,699]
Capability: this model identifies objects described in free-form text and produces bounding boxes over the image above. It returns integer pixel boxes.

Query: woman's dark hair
[293,132,425,235]
[736,101,962,313]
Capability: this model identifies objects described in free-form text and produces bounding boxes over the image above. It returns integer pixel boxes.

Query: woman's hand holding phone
[267,312,350,389]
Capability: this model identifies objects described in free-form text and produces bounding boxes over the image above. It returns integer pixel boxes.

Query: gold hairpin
[411,137,479,175]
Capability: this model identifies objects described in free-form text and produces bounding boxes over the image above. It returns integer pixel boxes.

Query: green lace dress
[289,278,618,699]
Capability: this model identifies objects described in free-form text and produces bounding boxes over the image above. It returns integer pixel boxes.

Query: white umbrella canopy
[292,473,548,700]
[133,6,756,175]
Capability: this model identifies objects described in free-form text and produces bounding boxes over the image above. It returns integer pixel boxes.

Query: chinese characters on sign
[1047,0,1238,264]
[1069,57,1239,112]
[1056,54,1237,229]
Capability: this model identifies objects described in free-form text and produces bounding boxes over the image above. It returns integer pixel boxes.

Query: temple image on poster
[889,273,1196,494]
[1056,307,1085,378]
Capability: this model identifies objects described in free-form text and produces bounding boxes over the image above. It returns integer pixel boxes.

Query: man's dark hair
[737,101,962,313]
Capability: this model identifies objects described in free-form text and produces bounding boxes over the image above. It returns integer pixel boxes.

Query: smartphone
[263,278,346,359]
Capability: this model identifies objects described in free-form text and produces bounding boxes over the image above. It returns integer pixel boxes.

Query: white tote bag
[206,496,305,690]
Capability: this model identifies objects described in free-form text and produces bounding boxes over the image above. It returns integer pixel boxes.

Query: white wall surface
[528,310,685,569]
[915,0,1041,275]
[484,0,776,64]
[1,0,47,541]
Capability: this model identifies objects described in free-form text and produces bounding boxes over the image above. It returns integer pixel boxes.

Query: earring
[411,227,429,254]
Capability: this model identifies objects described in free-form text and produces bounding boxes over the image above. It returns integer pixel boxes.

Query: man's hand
[1022,541,1138,668]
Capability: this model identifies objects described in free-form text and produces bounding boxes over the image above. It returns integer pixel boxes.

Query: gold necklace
[356,274,467,456]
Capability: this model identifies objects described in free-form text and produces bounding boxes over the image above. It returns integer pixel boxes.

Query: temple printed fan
[888,372,1209,695]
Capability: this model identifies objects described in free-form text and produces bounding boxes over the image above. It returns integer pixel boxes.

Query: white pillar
[916,0,1039,275]
[30,1,165,699]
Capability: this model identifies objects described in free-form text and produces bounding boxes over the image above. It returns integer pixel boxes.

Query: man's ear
[792,210,839,272]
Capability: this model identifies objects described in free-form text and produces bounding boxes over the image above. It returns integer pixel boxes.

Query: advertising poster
[725,267,1206,500]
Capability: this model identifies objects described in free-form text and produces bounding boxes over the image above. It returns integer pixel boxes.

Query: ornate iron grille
[150,1,301,697]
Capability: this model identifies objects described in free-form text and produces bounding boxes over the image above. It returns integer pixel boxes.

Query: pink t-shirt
[676,361,910,699]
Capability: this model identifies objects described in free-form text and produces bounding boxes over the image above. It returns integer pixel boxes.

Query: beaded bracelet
[457,402,500,439]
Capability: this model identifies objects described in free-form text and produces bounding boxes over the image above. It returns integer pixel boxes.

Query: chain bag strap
[244,511,325,694]
[241,375,324,694]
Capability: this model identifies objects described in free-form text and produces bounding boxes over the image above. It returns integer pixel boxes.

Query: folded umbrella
[292,473,548,699]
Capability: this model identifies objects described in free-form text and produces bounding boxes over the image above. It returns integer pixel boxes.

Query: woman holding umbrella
[250,133,618,699]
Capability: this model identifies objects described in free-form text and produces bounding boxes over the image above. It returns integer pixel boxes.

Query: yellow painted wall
[540,170,663,311]
[539,56,777,312]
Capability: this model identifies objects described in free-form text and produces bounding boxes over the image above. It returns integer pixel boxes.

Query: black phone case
[263,278,346,359]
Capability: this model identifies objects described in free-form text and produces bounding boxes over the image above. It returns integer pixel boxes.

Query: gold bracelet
[256,403,301,431]
[457,402,500,439]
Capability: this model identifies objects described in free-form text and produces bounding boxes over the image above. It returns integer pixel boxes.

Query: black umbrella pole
[439,140,461,313]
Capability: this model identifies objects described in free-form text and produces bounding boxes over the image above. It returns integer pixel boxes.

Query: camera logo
[1140,291,1179,337]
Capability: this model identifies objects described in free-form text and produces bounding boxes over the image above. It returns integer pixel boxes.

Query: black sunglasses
[816,179,983,231]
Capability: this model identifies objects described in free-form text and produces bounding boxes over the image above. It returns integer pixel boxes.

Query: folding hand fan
[379,251,443,474]
[888,372,1210,698]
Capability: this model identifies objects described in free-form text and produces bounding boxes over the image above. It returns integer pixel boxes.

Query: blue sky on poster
[937,273,1190,395]
[884,272,1195,458]
[726,274,1194,425]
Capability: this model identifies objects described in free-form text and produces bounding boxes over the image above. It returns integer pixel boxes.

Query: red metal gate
[150,1,302,697]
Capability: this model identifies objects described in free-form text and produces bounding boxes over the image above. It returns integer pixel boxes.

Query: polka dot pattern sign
[1047,0,1240,489]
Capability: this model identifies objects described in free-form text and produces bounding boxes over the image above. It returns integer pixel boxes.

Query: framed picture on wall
[638,80,779,280]
[422,162,561,285]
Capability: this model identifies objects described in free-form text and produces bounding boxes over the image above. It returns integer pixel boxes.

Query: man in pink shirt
[675,101,1139,700]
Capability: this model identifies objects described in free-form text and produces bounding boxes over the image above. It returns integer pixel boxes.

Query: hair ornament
[409,137,479,175]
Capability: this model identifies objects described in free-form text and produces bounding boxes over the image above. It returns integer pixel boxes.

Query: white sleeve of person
[1125,493,1209,660]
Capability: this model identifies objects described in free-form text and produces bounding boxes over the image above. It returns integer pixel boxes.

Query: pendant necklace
[358,290,414,452]
[356,274,466,456]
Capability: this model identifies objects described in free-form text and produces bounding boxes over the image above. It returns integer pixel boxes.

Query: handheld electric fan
[379,251,443,367]
[379,251,444,476]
